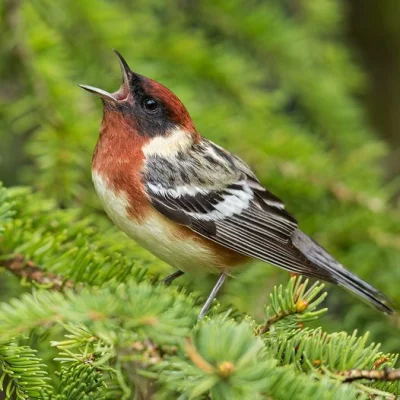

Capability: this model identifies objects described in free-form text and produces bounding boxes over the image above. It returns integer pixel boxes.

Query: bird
[79,50,394,319]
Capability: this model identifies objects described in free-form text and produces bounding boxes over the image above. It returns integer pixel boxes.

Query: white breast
[92,171,222,275]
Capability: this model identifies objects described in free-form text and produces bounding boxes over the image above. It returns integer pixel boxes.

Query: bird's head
[79,50,197,141]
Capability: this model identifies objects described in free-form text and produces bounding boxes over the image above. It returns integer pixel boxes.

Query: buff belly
[92,171,223,275]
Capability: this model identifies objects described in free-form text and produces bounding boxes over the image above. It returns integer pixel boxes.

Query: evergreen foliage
[1,0,399,398]
[0,342,50,399]
[0,185,399,398]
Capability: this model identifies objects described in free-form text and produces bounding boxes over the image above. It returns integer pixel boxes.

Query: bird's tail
[292,230,394,315]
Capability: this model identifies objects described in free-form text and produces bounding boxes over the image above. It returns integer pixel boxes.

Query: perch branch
[2,254,74,291]
[340,367,400,382]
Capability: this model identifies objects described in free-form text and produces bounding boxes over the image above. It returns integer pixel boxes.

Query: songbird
[79,50,394,319]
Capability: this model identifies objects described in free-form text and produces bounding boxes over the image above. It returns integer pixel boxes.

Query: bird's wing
[142,139,333,280]
[143,138,394,314]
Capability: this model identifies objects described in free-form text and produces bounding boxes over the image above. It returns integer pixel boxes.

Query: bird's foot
[163,270,184,286]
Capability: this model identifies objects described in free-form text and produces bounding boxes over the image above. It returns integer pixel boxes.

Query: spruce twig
[185,337,215,374]
[257,309,292,335]
[340,367,400,383]
[257,277,327,335]
[2,253,74,290]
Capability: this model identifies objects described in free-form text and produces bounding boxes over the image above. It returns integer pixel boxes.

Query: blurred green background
[1,0,399,351]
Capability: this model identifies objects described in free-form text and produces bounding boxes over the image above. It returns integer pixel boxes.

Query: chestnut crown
[79,50,195,136]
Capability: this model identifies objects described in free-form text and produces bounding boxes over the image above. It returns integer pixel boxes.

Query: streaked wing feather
[146,178,333,281]
[143,138,393,314]
[191,203,333,280]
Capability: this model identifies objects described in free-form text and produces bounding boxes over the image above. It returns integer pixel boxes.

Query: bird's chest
[92,171,221,275]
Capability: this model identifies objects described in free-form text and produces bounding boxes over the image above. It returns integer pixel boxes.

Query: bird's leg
[198,273,227,321]
[163,270,184,285]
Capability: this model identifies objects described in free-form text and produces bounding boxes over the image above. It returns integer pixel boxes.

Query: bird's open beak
[79,50,132,103]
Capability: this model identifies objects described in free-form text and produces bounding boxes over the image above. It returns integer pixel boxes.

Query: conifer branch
[50,363,105,400]
[2,253,74,291]
[0,342,51,399]
[257,277,327,335]
[185,337,215,373]
[257,308,292,335]
[340,367,400,383]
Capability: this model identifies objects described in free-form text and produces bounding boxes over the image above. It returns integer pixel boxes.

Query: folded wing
[145,164,334,281]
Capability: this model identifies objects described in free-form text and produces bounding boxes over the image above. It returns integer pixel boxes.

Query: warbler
[80,50,394,319]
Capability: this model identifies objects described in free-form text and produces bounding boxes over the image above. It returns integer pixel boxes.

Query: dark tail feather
[335,269,394,314]
[292,230,395,315]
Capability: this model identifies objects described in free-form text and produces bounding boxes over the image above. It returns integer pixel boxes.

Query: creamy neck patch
[142,127,193,157]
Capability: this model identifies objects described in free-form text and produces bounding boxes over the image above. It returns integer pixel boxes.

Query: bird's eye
[143,97,158,112]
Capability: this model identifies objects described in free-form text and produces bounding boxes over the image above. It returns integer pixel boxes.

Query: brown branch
[2,254,74,291]
[185,338,214,373]
[257,281,307,335]
[340,367,400,382]
[257,310,292,335]
[185,338,235,378]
